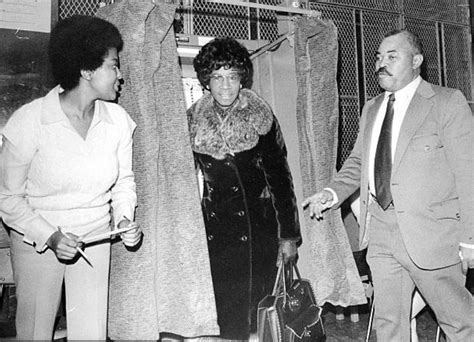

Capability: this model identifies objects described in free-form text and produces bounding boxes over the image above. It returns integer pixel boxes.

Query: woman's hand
[277,240,298,266]
[117,219,142,247]
[46,230,81,260]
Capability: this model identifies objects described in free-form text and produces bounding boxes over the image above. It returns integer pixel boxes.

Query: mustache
[376,67,392,76]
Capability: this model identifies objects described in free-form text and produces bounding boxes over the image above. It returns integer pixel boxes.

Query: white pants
[10,230,110,340]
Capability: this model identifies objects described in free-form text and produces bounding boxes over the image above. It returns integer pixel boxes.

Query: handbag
[257,261,326,342]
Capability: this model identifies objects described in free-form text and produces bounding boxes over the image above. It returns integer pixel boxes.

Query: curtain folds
[97,1,219,339]
[294,16,367,307]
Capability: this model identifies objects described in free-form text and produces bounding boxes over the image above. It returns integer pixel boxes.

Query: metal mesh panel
[59,0,114,19]
[404,0,469,25]
[361,11,399,101]
[174,2,187,34]
[312,0,400,12]
[55,0,474,163]
[175,0,279,40]
[338,97,360,167]
[443,24,472,100]
[404,18,441,85]
[255,0,280,41]
[191,0,250,39]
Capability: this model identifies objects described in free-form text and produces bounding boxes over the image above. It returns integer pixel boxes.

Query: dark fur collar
[187,89,273,160]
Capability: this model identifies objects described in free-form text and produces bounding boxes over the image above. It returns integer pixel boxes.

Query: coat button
[208,234,214,241]
[231,186,239,192]
[456,213,461,219]
[224,161,231,166]
[205,162,212,169]
[209,212,216,218]
[237,211,245,217]
[424,145,431,151]
[208,186,214,193]
[240,235,248,242]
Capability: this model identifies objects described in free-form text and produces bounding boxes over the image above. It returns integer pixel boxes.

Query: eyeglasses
[209,73,241,84]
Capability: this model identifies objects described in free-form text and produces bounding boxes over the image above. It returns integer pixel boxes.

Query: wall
[0,28,53,132]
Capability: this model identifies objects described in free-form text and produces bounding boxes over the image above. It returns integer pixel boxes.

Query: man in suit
[303,29,473,341]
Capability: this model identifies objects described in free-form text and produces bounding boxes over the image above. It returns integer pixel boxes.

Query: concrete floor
[322,304,440,342]
[0,296,440,341]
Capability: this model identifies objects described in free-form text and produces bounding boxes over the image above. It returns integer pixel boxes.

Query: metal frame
[57,0,472,165]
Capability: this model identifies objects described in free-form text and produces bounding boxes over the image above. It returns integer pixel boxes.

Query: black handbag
[258,261,326,342]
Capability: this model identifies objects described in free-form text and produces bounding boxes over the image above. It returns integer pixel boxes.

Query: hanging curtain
[293,15,366,307]
[96,1,219,339]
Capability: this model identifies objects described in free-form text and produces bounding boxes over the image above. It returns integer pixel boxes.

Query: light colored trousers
[10,230,110,340]
[367,201,473,342]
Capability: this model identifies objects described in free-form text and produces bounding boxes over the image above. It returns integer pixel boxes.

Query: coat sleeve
[111,107,138,227]
[328,101,370,207]
[440,89,474,244]
[259,116,301,244]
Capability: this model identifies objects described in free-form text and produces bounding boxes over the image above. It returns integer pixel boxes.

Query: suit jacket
[329,79,474,270]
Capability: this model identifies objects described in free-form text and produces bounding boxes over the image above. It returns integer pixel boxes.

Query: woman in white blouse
[0,15,141,340]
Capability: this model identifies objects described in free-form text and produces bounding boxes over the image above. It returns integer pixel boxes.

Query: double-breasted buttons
[456,213,461,220]
[208,234,214,241]
[209,212,216,219]
[208,186,214,194]
[205,162,212,169]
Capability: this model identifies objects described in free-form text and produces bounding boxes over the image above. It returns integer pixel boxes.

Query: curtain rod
[204,0,320,17]
[250,31,293,60]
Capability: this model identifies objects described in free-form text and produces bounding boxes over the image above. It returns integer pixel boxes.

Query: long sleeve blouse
[0,86,137,252]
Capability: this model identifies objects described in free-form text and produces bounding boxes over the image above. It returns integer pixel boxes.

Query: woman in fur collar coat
[187,37,301,340]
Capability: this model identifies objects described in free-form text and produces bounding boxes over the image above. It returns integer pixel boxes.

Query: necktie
[374,93,395,210]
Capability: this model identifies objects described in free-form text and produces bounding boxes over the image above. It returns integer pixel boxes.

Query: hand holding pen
[46,227,85,262]
[117,217,142,247]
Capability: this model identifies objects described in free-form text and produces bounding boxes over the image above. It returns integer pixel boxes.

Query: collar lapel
[364,95,384,153]
[392,80,435,173]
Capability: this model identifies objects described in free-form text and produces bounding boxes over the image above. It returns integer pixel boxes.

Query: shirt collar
[41,85,114,125]
[384,75,421,101]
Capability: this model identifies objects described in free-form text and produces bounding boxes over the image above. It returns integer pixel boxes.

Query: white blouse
[0,86,137,252]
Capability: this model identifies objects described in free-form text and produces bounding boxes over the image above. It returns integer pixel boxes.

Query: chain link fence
[58,0,472,166]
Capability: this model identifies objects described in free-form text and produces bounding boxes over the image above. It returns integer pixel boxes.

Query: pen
[58,227,93,267]
[81,225,137,245]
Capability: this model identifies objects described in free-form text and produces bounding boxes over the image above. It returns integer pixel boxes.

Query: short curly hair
[48,15,123,90]
[193,37,253,89]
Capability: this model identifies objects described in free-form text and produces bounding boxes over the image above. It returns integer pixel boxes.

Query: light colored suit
[330,79,473,268]
[328,79,474,340]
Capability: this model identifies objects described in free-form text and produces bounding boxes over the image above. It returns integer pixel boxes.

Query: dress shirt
[368,76,421,196]
[0,86,137,251]
[326,76,422,205]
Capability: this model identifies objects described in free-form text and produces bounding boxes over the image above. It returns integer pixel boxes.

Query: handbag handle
[272,262,287,294]
[290,260,302,281]
[272,262,288,307]
[272,262,284,295]
[273,261,303,296]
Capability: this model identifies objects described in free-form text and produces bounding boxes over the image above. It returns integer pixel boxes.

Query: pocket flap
[429,198,460,220]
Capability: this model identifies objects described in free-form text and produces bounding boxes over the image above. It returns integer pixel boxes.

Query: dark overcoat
[188,89,301,339]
